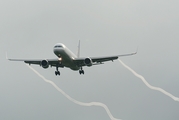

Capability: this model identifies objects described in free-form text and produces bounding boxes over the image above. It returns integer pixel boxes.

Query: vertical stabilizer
[77,40,80,58]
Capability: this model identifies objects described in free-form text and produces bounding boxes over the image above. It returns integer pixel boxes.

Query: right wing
[73,51,137,67]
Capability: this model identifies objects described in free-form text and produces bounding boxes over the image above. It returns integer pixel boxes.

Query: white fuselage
[53,43,80,70]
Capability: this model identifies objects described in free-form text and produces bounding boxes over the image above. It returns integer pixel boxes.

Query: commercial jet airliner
[7,41,137,76]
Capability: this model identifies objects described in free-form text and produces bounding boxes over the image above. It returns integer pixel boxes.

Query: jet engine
[41,60,49,69]
[84,57,93,67]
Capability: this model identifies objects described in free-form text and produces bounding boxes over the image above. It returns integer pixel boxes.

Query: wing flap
[8,58,61,67]
[91,56,118,63]
[73,51,137,67]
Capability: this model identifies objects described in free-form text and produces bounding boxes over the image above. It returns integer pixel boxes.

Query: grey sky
[1,0,179,120]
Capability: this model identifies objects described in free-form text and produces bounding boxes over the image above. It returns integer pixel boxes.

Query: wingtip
[137,47,139,53]
[5,52,8,60]
[5,52,11,60]
[134,47,138,54]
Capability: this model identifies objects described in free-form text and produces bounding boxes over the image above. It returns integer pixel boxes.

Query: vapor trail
[118,59,179,102]
[26,65,121,120]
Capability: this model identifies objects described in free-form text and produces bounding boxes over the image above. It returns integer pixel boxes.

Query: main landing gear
[55,66,85,76]
[79,67,84,75]
[55,66,60,76]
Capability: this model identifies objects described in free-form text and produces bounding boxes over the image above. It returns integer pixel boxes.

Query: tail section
[77,40,80,58]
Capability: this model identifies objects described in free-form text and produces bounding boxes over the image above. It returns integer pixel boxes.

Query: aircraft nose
[53,47,63,54]
[53,47,59,53]
[53,43,65,56]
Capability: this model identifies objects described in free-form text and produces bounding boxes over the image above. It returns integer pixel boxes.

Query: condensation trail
[26,65,121,120]
[118,59,179,102]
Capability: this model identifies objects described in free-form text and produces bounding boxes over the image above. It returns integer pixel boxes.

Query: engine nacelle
[84,57,93,67]
[41,60,49,69]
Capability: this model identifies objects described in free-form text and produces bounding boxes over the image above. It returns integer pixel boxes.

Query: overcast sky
[1,0,179,120]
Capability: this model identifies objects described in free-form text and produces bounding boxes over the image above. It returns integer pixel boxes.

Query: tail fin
[77,40,80,58]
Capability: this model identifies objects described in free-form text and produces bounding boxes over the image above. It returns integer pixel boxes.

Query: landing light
[59,57,62,61]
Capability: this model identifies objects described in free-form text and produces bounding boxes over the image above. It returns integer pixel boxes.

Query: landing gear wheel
[79,67,84,75]
[81,70,84,74]
[55,71,60,76]
[79,70,84,75]
[55,65,60,76]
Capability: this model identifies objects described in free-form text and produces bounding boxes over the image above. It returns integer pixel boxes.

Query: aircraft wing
[7,58,61,67]
[73,51,137,67]
[91,51,137,62]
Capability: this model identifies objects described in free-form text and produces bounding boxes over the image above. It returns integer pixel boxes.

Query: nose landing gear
[79,67,84,75]
[55,66,60,76]
[55,71,60,76]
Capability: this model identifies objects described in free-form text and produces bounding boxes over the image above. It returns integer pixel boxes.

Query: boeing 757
[7,41,137,76]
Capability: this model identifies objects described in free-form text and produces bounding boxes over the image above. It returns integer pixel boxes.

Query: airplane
[7,41,137,76]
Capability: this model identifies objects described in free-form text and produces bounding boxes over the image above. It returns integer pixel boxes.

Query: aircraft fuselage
[53,43,80,70]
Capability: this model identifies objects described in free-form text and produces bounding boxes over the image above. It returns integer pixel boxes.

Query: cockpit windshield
[54,45,63,48]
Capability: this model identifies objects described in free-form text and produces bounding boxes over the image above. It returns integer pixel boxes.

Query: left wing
[91,51,137,63]
[73,51,137,67]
